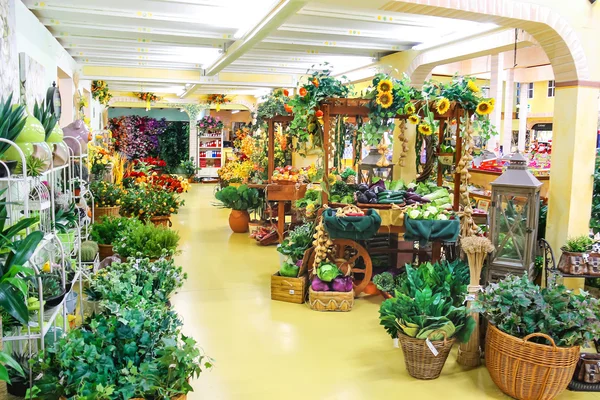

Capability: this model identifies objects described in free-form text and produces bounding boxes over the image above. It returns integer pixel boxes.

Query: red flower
[299,87,307,97]
[284,104,293,114]
[283,89,289,97]
[315,110,323,118]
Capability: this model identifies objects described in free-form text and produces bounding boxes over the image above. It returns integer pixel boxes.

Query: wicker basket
[557,250,588,275]
[485,323,580,400]
[98,244,114,260]
[398,331,455,380]
[150,215,172,228]
[94,205,120,222]
[308,287,354,312]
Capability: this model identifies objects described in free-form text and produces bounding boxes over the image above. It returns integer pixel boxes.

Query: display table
[266,183,307,243]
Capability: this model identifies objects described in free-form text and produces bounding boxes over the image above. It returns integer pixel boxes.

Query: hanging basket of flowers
[207,94,231,111]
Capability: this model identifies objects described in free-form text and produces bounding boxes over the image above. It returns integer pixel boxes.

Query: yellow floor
[171,185,600,400]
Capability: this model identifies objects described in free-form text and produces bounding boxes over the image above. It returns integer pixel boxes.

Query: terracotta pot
[363,282,379,296]
[98,244,114,260]
[150,215,172,228]
[229,210,250,233]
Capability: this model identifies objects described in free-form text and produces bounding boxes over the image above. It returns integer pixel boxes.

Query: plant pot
[94,205,120,222]
[485,323,580,400]
[74,188,81,197]
[7,380,28,397]
[46,289,68,308]
[363,282,379,296]
[0,160,17,177]
[229,210,250,233]
[58,231,76,255]
[98,244,114,260]
[150,215,172,228]
[557,250,588,275]
[398,331,455,380]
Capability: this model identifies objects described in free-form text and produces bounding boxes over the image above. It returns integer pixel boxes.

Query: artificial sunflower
[408,115,420,125]
[377,79,393,93]
[404,103,416,115]
[467,80,480,93]
[436,98,450,115]
[418,123,433,136]
[476,100,493,115]
[488,98,496,106]
[376,92,394,109]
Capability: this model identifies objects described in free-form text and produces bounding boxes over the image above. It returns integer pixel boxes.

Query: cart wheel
[307,239,372,296]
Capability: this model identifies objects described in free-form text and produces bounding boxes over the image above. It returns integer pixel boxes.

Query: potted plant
[178,158,198,179]
[473,275,600,400]
[214,184,261,233]
[6,352,29,395]
[90,216,139,260]
[53,202,79,254]
[120,185,183,227]
[379,261,473,380]
[0,94,27,177]
[89,180,123,222]
[558,235,593,275]
[113,222,180,261]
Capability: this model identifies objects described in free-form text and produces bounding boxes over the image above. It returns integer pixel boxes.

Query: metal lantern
[487,152,542,283]
[359,148,394,185]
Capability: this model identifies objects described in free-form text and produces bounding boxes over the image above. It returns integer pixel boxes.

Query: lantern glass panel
[494,194,529,263]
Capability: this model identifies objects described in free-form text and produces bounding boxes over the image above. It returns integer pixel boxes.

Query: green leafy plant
[472,274,600,347]
[0,352,24,384]
[214,184,261,211]
[372,272,398,293]
[562,235,593,253]
[53,202,79,233]
[113,222,180,259]
[29,271,63,299]
[0,93,27,158]
[159,122,190,173]
[277,222,314,264]
[120,185,184,219]
[179,158,197,176]
[89,180,124,208]
[33,100,58,141]
[379,261,473,342]
[90,216,141,245]
[15,155,46,177]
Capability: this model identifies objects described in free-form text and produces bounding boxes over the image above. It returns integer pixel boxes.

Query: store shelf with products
[198,129,223,178]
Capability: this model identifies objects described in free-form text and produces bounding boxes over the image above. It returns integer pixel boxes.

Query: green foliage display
[53,202,78,233]
[214,184,261,211]
[256,90,290,122]
[80,241,99,262]
[159,121,190,173]
[592,149,600,233]
[0,94,27,158]
[179,158,197,177]
[90,180,124,207]
[562,235,593,253]
[33,100,58,141]
[86,258,187,306]
[329,180,356,204]
[90,216,142,245]
[120,185,184,219]
[113,222,180,259]
[372,272,399,293]
[379,261,473,342]
[472,274,600,347]
[277,222,314,263]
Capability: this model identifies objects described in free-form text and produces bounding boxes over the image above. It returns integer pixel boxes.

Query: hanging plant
[207,94,231,111]
[135,92,161,111]
[287,64,351,152]
[91,80,112,106]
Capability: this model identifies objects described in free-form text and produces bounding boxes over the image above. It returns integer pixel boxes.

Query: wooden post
[322,104,330,205]
[437,119,444,187]
[453,109,463,211]
[268,119,275,183]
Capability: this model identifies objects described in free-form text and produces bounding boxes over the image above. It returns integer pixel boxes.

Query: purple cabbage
[332,276,353,292]
[311,277,330,292]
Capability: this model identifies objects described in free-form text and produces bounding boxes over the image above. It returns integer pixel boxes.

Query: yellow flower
[42,261,51,273]
[139,209,144,214]
[467,80,480,93]
[376,92,394,109]
[377,79,393,93]
[436,98,450,115]
[418,123,433,136]
[408,115,420,125]
[476,100,493,115]
[404,103,416,115]
[488,98,496,106]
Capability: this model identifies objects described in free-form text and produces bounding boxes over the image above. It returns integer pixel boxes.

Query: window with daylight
[547,80,555,97]
[527,82,534,99]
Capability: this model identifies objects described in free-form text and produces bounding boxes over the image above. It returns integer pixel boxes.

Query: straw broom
[457,235,494,367]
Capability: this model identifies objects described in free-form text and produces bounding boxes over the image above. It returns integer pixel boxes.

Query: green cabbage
[317,263,341,282]
[280,262,300,277]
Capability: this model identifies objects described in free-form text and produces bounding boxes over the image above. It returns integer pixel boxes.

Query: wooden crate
[271,273,307,304]
[266,183,307,201]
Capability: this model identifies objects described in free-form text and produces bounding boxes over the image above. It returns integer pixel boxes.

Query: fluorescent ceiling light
[231,110,240,114]
[412,23,498,51]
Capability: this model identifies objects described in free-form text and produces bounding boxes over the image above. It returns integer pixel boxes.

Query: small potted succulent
[558,235,593,275]
[214,184,261,233]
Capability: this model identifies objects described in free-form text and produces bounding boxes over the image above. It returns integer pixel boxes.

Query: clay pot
[98,244,114,260]
[229,210,250,233]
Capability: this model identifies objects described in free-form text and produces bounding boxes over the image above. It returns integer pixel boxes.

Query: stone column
[546,85,600,283]
[180,105,206,176]
[518,83,529,152]
[488,54,504,152]
[502,69,515,155]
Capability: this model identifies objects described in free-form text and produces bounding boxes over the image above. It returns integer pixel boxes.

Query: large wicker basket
[308,287,354,312]
[485,323,580,400]
[94,205,120,222]
[398,331,455,380]
[150,215,172,228]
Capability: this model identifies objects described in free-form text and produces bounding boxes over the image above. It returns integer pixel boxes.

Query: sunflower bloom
[404,103,416,115]
[408,115,420,125]
[436,98,450,115]
[377,79,393,93]
[488,98,496,106]
[418,123,433,136]
[467,80,480,93]
[376,92,394,109]
[476,100,493,115]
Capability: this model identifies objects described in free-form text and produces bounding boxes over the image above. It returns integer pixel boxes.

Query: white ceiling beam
[263,36,410,52]
[71,51,205,65]
[56,34,223,49]
[204,0,307,76]
[83,75,291,89]
[76,59,203,71]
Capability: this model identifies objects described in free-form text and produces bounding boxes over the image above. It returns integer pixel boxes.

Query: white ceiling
[24,0,498,98]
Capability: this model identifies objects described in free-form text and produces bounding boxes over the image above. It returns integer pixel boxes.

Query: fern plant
[113,222,180,259]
